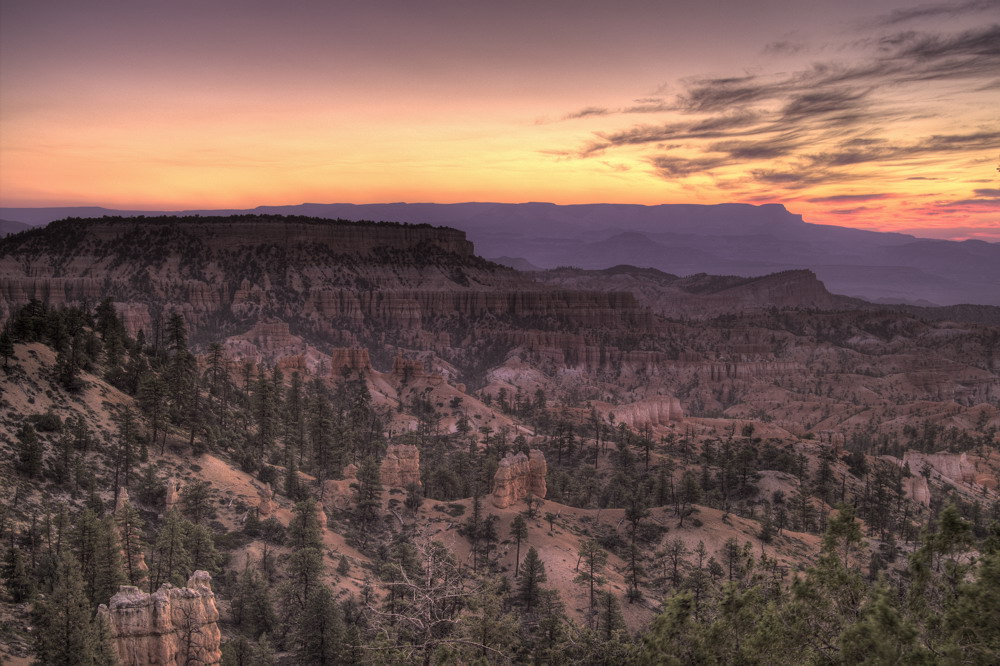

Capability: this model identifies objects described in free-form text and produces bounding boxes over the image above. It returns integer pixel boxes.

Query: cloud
[710,133,804,160]
[651,155,731,177]
[945,198,1000,207]
[564,107,611,120]
[873,0,1000,27]
[973,188,1000,197]
[764,40,807,55]
[829,207,875,214]
[551,19,1000,194]
[807,193,892,203]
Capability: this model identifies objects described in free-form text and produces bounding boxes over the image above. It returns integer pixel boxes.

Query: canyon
[1,214,998,663]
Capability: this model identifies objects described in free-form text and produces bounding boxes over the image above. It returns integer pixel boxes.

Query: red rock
[491,449,547,509]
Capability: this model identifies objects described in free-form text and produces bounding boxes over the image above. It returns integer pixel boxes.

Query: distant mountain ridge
[2,202,997,306]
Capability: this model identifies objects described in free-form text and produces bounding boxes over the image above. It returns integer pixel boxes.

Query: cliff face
[532,267,845,319]
[0,216,650,347]
[491,450,547,509]
[98,571,222,666]
[380,444,422,489]
[596,396,684,428]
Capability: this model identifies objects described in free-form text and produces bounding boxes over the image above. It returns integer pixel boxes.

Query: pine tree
[510,514,528,576]
[15,423,44,479]
[518,546,547,612]
[596,590,627,641]
[944,548,1000,662]
[180,480,213,525]
[149,510,192,590]
[575,539,608,621]
[253,367,279,466]
[677,471,701,527]
[32,552,112,665]
[281,547,325,618]
[185,523,219,574]
[287,500,323,550]
[294,584,344,665]
[115,500,147,587]
[91,517,124,607]
[351,456,382,547]
[138,373,168,454]
[4,544,34,602]
[230,568,275,638]
[839,584,929,664]
[0,327,14,369]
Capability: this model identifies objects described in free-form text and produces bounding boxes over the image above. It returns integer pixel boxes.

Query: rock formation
[99,571,222,666]
[315,500,329,529]
[164,480,182,514]
[257,482,274,519]
[322,463,359,513]
[380,444,422,489]
[330,348,372,375]
[491,449,547,509]
[598,396,683,429]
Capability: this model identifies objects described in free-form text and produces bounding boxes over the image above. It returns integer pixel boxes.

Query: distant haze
[3,202,998,306]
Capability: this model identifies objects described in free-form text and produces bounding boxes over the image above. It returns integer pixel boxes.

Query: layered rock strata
[491,449,547,508]
[380,444,422,489]
[598,396,684,428]
[98,571,222,666]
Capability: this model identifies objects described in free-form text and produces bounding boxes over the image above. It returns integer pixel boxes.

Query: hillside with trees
[1,217,998,664]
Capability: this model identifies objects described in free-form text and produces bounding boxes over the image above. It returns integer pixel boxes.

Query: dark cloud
[781,89,870,121]
[829,207,874,214]
[946,198,1000,207]
[874,0,1000,27]
[564,107,610,119]
[973,188,1000,197]
[581,111,767,156]
[554,18,999,190]
[622,101,674,113]
[764,40,806,55]
[807,193,892,203]
[651,155,731,177]
[710,134,803,160]
[678,76,790,113]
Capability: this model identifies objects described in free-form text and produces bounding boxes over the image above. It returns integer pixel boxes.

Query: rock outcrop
[380,444,422,489]
[322,464,359,513]
[164,480,182,514]
[99,571,222,666]
[491,449,547,508]
[330,348,372,375]
[257,483,274,519]
[598,396,684,429]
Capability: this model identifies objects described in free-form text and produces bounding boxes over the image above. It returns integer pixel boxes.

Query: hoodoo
[98,571,222,666]
[491,449,548,508]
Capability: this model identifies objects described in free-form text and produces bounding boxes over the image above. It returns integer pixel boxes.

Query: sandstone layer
[98,571,222,666]
[380,444,422,489]
[492,449,547,509]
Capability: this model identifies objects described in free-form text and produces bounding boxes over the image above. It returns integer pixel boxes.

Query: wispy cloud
[807,193,893,203]
[564,106,611,120]
[873,0,1000,27]
[551,18,1000,205]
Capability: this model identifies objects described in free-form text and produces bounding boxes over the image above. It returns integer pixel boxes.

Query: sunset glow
[1,0,997,239]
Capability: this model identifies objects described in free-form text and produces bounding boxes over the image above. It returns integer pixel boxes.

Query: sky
[1,0,998,240]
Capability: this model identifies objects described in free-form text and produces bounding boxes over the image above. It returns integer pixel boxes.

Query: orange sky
[1,0,997,240]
